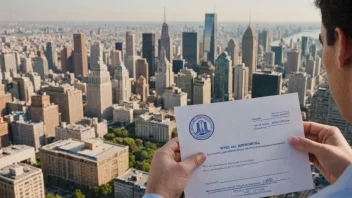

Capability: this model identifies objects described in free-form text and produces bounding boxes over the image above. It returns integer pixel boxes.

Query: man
[143,0,352,197]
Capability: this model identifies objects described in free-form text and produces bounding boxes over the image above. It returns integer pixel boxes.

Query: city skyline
[0,0,320,22]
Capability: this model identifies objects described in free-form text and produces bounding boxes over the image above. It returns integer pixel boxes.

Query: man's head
[316,0,352,122]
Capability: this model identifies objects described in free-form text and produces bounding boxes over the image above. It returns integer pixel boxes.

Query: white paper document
[175,94,314,198]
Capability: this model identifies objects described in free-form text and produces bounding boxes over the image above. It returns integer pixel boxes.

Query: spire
[249,10,252,26]
[164,7,166,23]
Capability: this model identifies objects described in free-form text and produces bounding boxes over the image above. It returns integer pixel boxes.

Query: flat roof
[41,138,127,161]
[0,145,34,159]
[116,168,148,188]
[0,163,42,182]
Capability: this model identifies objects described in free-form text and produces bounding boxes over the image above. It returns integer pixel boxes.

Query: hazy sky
[0,0,321,22]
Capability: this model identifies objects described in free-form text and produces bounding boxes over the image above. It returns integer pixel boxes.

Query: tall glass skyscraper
[203,13,217,64]
[302,36,309,57]
[214,52,232,102]
[183,32,199,70]
[142,33,156,78]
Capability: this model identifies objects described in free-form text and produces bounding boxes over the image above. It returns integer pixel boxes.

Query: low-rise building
[0,163,45,198]
[162,87,187,110]
[0,145,36,169]
[113,106,134,124]
[39,138,129,186]
[55,122,96,141]
[114,168,148,198]
[135,113,176,143]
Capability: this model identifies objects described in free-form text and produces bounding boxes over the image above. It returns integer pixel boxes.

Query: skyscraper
[87,56,113,119]
[33,56,49,79]
[45,42,58,71]
[233,63,249,100]
[176,68,197,104]
[113,62,131,103]
[21,57,33,74]
[136,58,149,82]
[0,53,17,74]
[126,32,136,79]
[252,71,282,98]
[155,49,174,95]
[61,46,73,73]
[310,44,317,59]
[136,76,149,102]
[301,36,309,57]
[0,117,9,149]
[142,33,156,77]
[182,32,199,69]
[199,61,216,98]
[172,59,185,74]
[214,52,233,102]
[315,57,322,77]
[306,58,316,78]
[0,84,12,116]
[193,75,211,105]
[162,87,187,109]
[271,46,284,66]
[90,42,104,69]
[286,49,301,76]
[73,33,88,77]
[227,39,239,66]
[115,42,124,61]
[260,29,272,52]
[160,9,173,63]
[203,13,217,64]
[288,72,308,107]
[242,23,257,89]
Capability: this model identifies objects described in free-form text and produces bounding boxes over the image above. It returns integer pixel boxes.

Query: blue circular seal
[189,115,215,140]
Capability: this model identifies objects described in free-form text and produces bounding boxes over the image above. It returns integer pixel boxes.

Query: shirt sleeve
[311,164,352,198]
[143,193,164,198]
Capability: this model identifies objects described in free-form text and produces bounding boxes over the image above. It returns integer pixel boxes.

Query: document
[175,94,314,198]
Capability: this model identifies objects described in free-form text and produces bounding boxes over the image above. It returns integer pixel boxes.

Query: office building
[0,53,17,74]
[0,117,8,149]
[126,32,136,79]
[193,75,211,105]
[252,72,282,98]
[306,58,316,78]
[271,46,284,66]
[33,56,49,79]
[135,113,176,143]
[87,57,112,119]
[142,33,156,77]
[288,72,308,106]
[264,52,275,66]
[315,57,322,77]
[260,29,272,52]
[10,76,34,102]
[302,36,309,57]
[90,42,104,69]
[162,87,187,110]
[214,52,233,102]
[182,32,199,68]
[21,57,33,74]
[242,23,257,88]
[227,39,239,66]
[155,49,174,95]
[136,76,149,102]
[115,42,124,61]
[61,46,73,73]
[172,59,185,74]
[73,33,88,77]
[0,163,45,198]
[0,145,36,169]
[233,63,249,100]
[310,44,317,59]
[114,168,149,198]
[42,84,83,124]
[203,13,217,64]
[45,42,58,71]
[40,139,129,186]
[160,10,173,63]
[310,88,352,143]
[176,68,197,103]
[12,117,45,151]
[76,117,108,139]
[29,95,60,141]
[113,62,131,103]
[0,84,12,116]
[199,61,215,98]
[136,58,149,83]
[55,122,96,141]
[286,49,301,76]
[113,106,133,124]
[25,72,41,92]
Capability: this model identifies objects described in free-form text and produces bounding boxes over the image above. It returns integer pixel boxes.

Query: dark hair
[315,0,352,46]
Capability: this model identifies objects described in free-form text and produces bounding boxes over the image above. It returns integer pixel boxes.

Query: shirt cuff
[143,193,164,198]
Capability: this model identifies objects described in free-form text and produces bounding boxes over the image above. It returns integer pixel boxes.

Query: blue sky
[0,0,320,22]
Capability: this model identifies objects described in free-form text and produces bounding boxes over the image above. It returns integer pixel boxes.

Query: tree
[35,154,41,168]
[99,183,113,196]
[144,141,158,150]
[112,128,122,137]
[136,150,149,161]
[123,138,138,151]
[104,133,115,141]
[137,161,151,172]
[72,189,85,198]
[172,128,178,138]
[135,139,143,147]
[45,194,61,198]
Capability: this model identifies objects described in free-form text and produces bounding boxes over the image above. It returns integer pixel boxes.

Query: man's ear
[336,28,352,68]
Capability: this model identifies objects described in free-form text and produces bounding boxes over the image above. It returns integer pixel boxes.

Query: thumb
[290,136,324,156]
[180,152,207,174]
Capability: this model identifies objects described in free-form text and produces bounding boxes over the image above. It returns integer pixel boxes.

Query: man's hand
[290,122,352,183]
[145,138,207,198]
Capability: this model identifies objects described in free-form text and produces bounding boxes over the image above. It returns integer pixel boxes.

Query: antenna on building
[164,7,166,23]
[249,10,252,26]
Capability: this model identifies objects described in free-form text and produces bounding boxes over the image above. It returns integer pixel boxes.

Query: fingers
[179,152,207,174]
[174,152,181,162]
[162,138,180,152]
[303,122,329,136]
[290,136,325,156]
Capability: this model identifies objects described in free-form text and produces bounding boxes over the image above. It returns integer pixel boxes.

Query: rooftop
[41,138,127,162]
[0,145,34,159]
[115,168,149,189]
[0,163,42,182]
